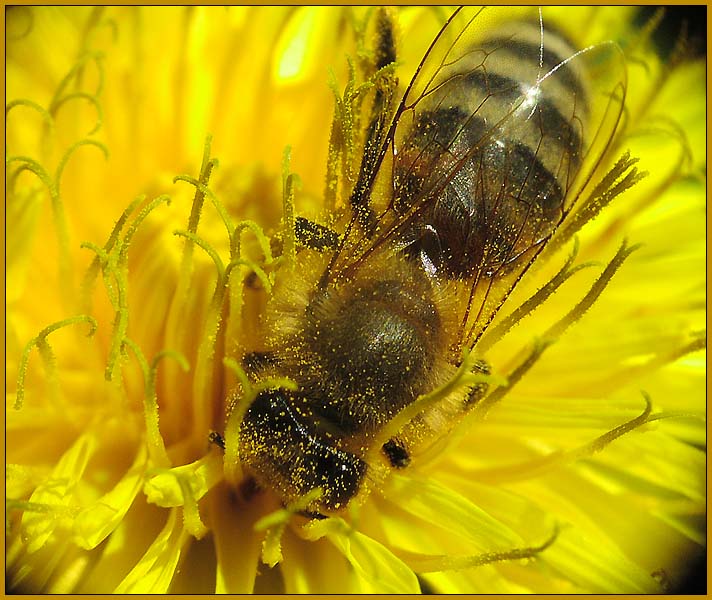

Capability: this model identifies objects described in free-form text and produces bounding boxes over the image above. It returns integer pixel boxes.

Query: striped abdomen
[393,20,589,280]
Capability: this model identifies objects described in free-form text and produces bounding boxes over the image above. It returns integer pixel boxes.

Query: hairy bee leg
[297,510,328,520]
[464,359,491,407]
[208,430,226,450]
[242,350,279,374]
[383,437,411,468]
[295,216,340,251]
[244,269,266,290]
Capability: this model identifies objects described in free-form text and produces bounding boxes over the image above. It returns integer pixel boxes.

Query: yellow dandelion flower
[5,6,705,594]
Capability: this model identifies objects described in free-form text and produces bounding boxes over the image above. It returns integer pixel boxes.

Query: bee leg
[297,509,328,520]
[208,430,226,450]
[295,216,340,251]
[464,359,492,406]
[242,351,278,374]
[243,269,265,290]
[382,437,411,468]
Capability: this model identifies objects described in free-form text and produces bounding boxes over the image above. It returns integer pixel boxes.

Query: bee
[234,7,626,516]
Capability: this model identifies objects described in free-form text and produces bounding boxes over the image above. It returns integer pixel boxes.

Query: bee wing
[326,7,626,347]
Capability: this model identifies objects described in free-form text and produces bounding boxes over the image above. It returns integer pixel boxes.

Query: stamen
[173,230,226,281]
[105,195,171,381]
[184,135,219,242]
[475,240,639,420]
[48,52,106,116]
[123,339,189,467]
[5,100,55,139]
[373,350,505,454]
[399,524,560,573]
[164,137,218,406]
[224,219,275,364]
[471,395,656,484]
[49,93,104,136]
[15,315,97,410]
[173,174,234,241]
[582,393,652,455]
[80,9,119,50]
[79,194,144,311]
[225,259,272,294]
[281,146,299,271]
[545,239,640,340]
[478,237,597,354]
[255,488,324,567]
[172,227,234,444]
[324,51,395,210]
[548,153,646,259]
[55,139,109,193]
[6,155,73,307]
[230,220,274,266]
[221,358,297,486]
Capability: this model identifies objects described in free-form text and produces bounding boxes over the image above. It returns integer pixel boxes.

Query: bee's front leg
[295,216,340,251]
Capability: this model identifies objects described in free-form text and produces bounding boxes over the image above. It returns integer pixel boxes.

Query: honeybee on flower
[5,6,705,594]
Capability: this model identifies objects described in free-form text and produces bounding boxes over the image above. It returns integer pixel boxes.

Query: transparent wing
[323,6,626,350]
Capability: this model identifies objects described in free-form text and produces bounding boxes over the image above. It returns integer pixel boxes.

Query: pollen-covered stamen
[254,488,325,567]
[396,523,560,572]
[474,239,640,419]
[545,238,640,340]
[324,58,370,210]
[545,151,646,259]
[173,174,233,240]
[14,315,98,410]
[226,221,276,354]
[163,139,219,395]
[477,236,597,353]
[470,394,657,484]
[173,228,232,444]
[164,136,259,449]
[370,349,505,457]
[104,194,171,382]
[230,220,275,266]
[281,146,300,272]
[122,338,189,467]
[79,194,144,311]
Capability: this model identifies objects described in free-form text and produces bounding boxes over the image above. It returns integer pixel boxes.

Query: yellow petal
[72,445,148,549]
[380,473,523,551]
[543,526,659,593]
[303,517,420,593]
[210,484,264,593]
[114,508,189,593]
[21,431,98,553]
[143,451,223,508]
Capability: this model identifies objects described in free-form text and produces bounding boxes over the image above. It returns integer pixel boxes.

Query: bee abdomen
[395,20,588,279]
[304,276,443,433]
